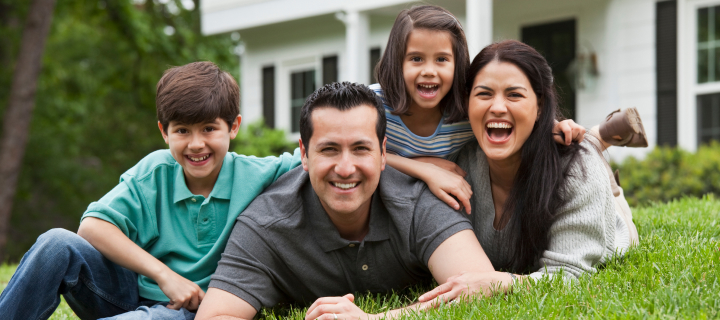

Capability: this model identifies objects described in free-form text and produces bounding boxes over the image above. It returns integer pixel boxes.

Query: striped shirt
[369,84,474,159]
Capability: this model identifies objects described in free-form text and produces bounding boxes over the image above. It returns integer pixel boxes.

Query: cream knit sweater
[454,141,631,281]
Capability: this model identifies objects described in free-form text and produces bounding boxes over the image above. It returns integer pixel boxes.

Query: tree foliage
[0,0,241,261]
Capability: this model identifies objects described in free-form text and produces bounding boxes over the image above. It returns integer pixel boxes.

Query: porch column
[466,0,493,58]
[343,10,370,84]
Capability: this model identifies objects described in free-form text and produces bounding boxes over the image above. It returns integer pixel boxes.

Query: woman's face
[468,61,539,163]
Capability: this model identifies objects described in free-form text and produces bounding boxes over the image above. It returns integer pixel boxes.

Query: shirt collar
[304,183,390,253]
[207,153,233,200]
[173,164,194,203]
[172,153,233,203]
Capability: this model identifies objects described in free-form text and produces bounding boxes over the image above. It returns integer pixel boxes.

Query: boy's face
[159,116,241,191]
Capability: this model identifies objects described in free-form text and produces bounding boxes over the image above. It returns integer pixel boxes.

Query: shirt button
[361,264,368,271]
[191,198,197,203]
[349,244,355,248]
[203,218,208,222]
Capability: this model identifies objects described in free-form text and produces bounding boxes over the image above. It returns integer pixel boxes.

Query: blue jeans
[0,228,195,320]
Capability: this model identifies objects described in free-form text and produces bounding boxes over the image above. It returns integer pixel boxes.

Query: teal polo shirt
[81,148,301,301]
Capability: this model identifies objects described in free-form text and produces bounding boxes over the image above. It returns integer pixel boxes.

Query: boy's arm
[386,154,472,214]
[78,217,205,311]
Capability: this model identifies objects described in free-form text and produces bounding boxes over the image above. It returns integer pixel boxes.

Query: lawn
[2,196,719,319]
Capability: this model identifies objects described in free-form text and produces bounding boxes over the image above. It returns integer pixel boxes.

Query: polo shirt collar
[208,153,233,200]
[304,183,390,253]
[173,164,194,203]
[172,153,233,203]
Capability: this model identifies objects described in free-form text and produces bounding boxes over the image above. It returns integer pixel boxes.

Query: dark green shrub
[612,141,720,206]
[232,120,298,157]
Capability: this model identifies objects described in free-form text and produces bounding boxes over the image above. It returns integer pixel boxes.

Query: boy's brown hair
[156,61,239,132]
[375,5,469,123]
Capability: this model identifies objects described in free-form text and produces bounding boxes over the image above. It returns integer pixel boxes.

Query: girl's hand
[413,157,472,214]
[156,269,205,311]
[553,119,586,145]
[418,271,513,306]
[305,294,377,320]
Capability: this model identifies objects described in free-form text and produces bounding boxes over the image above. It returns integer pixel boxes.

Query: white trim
[201,0,416,35]
[679,0,720,151]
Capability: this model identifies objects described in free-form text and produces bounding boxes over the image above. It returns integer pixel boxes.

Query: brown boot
[599,108,648,148]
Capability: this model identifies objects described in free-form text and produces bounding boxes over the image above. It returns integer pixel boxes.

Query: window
[322,56,338,85]
[697,93,720,143]
[291,70,315,132]
[697,5,720,83]
[262,66,275,129]
[370,47,381,84]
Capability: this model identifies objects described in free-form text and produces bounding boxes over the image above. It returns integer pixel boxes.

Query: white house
[201,0,718,160]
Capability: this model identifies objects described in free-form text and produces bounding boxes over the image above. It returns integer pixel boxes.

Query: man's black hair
[299,82,386,153]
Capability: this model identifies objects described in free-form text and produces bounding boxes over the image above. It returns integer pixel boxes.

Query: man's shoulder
[238,166,307,228]
[377,166,434,205]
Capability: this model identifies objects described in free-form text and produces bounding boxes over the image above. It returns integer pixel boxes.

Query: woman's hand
[413,157,472,214]
[305,294,377,320]
[553,119,586,145]
[418,271,513,306]
[156,269,205,311]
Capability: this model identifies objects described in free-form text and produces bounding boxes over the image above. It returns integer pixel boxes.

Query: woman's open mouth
[486,122,513,144]
[417,84,439,99]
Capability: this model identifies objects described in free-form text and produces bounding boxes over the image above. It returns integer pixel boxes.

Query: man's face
[299,105,386,219]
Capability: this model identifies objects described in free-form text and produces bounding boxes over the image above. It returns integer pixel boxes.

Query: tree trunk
[0,0,56,261]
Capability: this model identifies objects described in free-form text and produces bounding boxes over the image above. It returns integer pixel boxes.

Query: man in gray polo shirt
[196,82,494,320]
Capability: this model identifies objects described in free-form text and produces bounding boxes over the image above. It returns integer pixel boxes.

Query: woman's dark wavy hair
[375,5,469,123]
[466,40,582,273]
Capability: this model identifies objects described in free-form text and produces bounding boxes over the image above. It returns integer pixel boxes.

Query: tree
[0,0,56,260]
[0,0,241,261]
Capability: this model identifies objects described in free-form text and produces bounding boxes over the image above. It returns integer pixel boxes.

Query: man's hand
[412,157,472,214]
[305,294,375,320]
[553,119,586,145]
[156,269,205,311]
[418,271,513,306]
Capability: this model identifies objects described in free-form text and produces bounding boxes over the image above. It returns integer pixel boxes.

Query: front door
[522,19,577,120]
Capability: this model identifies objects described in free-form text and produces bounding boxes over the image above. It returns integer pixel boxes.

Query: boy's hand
[412,157,472,214]
[553,119,586,145]
[157,269,206,311]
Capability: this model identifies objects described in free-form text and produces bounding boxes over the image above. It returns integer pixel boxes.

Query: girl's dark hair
[375,5,469,123]
[466,40,582,273]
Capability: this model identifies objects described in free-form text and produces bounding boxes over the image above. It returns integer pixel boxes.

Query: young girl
[372,5,646,213]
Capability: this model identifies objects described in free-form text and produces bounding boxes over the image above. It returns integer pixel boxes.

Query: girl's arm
[554,119,586,145]
[386,153,472,214]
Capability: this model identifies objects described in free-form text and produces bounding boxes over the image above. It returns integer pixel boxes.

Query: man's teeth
[419,84,438,88]
[333,182,358,190]
[189,155,210,162]
[486,122,513,129]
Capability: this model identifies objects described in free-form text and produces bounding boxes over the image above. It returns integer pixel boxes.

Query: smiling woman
[419,40,639,303]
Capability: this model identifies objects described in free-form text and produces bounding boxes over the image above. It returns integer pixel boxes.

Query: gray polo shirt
[209,166,472,311]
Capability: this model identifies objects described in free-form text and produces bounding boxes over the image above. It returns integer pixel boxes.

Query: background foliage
[612,141,720,207]
[0,0,254,262]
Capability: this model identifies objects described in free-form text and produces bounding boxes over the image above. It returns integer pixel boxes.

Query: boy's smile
[159,116,241,196]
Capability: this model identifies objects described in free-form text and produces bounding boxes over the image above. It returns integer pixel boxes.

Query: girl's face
[468,61,539,163]
[403,29,455,111]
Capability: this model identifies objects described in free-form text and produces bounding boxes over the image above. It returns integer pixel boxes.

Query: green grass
[2,196,719,319]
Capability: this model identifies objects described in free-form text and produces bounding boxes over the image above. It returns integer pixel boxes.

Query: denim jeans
[0,228,195,320]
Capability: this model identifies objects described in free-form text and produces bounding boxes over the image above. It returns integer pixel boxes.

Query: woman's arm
[386,154,472,214]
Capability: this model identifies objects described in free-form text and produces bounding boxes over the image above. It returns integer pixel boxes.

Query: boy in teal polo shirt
[0,61,300,320]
